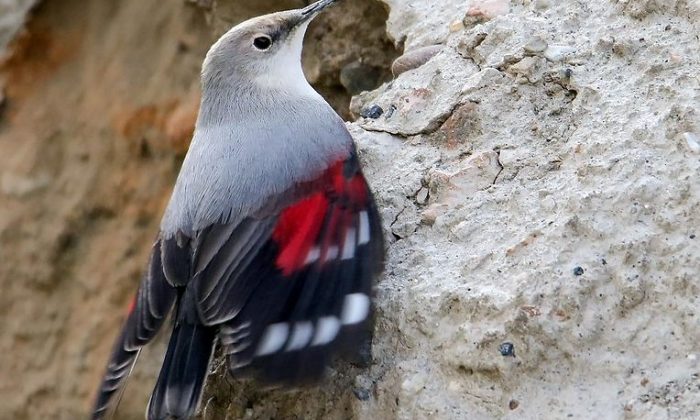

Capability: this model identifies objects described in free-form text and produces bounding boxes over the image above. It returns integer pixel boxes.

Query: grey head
[198,0,340,123]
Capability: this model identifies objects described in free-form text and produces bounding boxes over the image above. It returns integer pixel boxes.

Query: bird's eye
[253,35,272,51]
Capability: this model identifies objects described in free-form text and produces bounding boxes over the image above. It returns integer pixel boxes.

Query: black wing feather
[92,240,177,420]
[193,218,276,324]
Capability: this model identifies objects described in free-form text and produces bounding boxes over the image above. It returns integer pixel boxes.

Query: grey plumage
[161,100,351,236]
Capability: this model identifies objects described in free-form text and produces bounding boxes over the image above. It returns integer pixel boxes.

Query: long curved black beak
[299,0,339,23]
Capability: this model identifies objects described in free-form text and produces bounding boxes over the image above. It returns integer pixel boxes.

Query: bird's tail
[91,327,142,420]
[147,322,217,420]
[92,241,177,420]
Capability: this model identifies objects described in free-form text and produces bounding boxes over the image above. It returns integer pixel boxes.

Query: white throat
[253,21,320,98]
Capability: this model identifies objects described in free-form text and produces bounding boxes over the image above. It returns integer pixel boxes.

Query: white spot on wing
[325,246,339,261]
[255,323,289,356]
[341,228,356,260]
[341,293,370,325]
[285,322,314,351]
[305,247,321,265]
[312,316,341,346]
[358,211,370,245]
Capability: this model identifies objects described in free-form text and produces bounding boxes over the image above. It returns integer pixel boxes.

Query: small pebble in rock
[361,105,384,119]
[524,36,548,54]
[573,266,585,276]
[416,187,429,205]
[391,45,443,77]
[683,132,700,154]
[534,0,550,9]
[449,20,465,32]
[543,45,576,62]
[690,234,696,239]
[509,399,520,410]
[499,342,516,357]
[353,388,371,401]
[601,258,607,265]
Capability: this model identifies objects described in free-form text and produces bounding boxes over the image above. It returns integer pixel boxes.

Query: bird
[91,0,385,418]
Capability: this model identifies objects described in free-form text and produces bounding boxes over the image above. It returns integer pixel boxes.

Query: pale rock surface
[345,0,700,419]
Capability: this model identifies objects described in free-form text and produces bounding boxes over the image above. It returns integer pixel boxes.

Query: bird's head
[201,0,338,95]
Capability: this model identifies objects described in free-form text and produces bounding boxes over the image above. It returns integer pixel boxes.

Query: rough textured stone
[391,44,443,77]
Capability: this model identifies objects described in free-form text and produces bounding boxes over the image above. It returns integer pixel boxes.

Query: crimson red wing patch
[216,154,385,384]
[272,160,371,276]
[272,192,329,275]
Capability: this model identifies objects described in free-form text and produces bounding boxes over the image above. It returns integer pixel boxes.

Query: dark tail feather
[92,240,178,419]
[147,323,216,420]
[92,328,141,420]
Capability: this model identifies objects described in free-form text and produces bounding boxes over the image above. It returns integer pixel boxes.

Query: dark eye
[253,35,272,50]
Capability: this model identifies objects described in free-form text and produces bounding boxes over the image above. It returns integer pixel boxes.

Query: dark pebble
[690,234,696,239]
[573,266,584,276]
[361,105,384,119]
[601,258,607,265]
[353,388,371,401]
[499,342,515,357]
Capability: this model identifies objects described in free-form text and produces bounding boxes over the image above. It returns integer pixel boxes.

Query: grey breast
[160,97,351,237]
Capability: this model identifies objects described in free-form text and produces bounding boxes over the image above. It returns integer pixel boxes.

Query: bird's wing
[92,241,178,419]
[189,149,385,383]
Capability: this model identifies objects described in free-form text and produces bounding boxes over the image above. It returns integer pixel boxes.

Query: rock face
[1,0,699,419]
